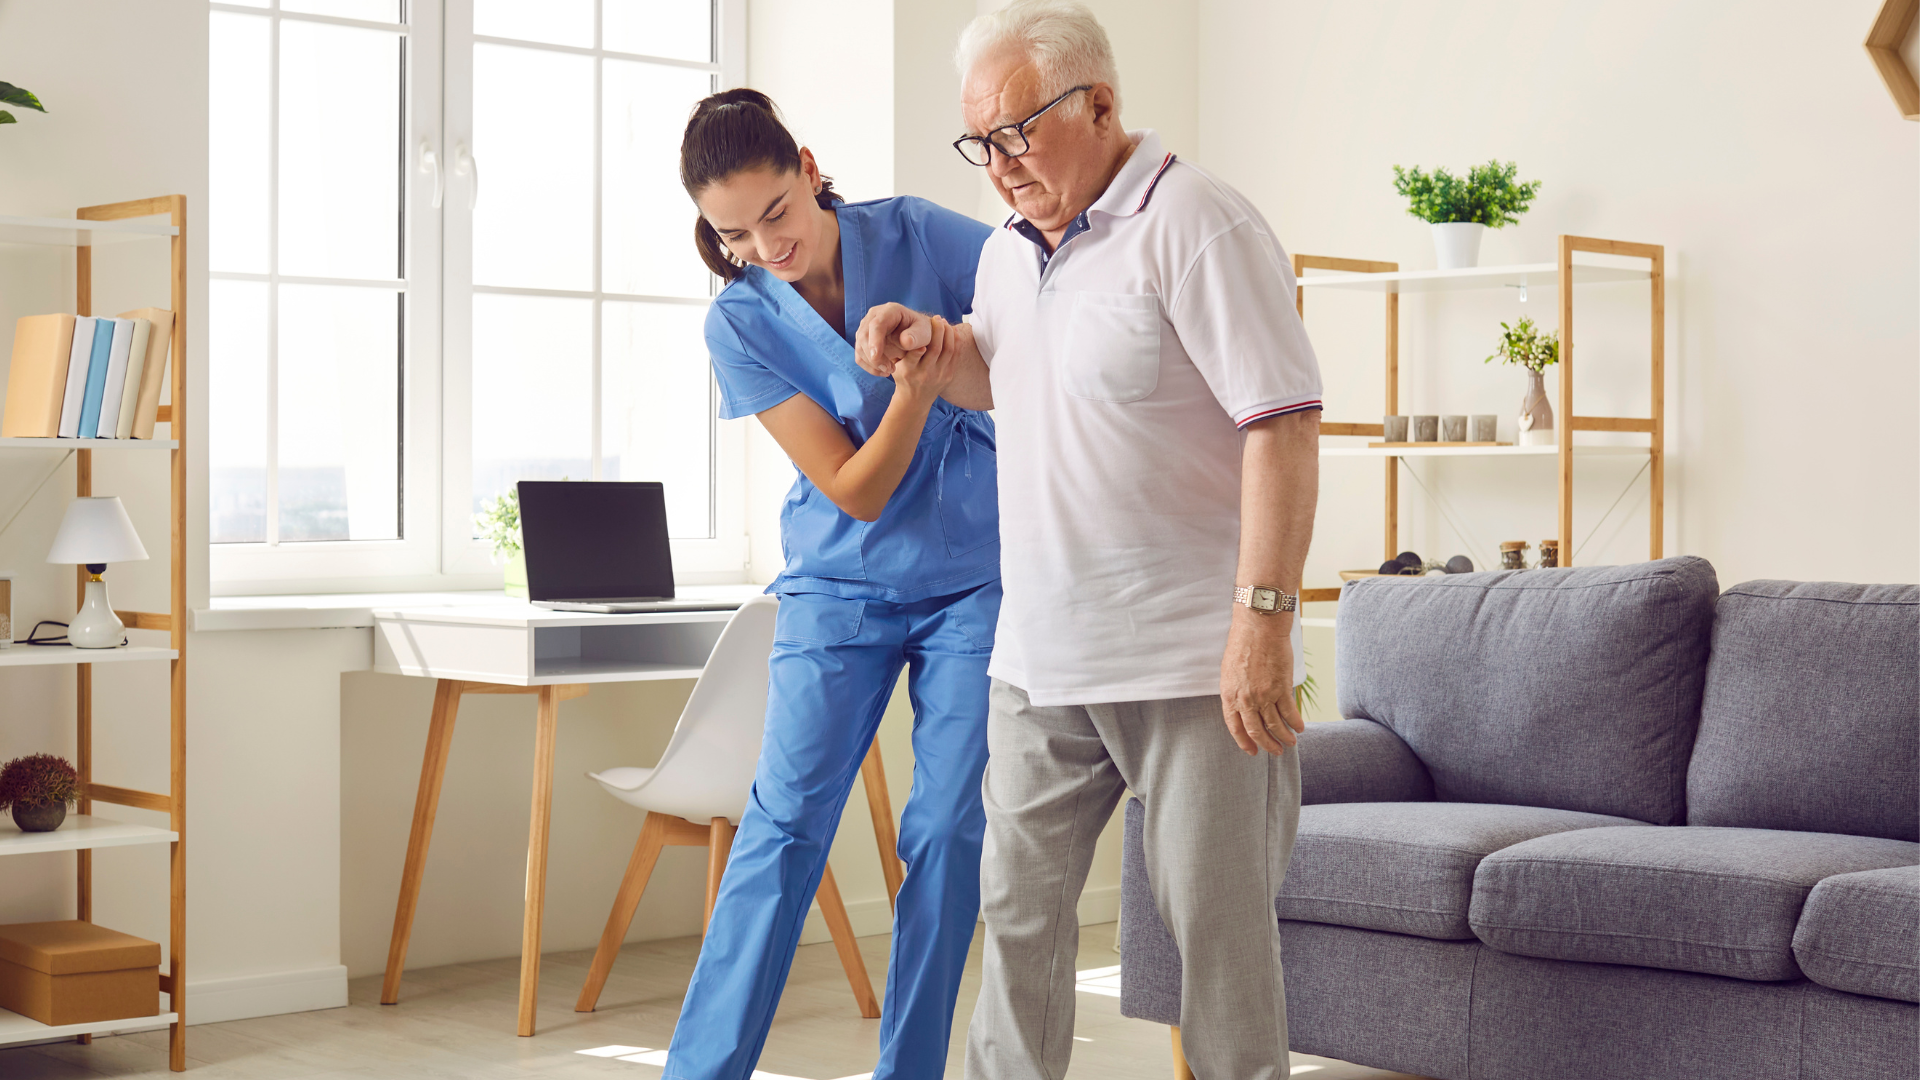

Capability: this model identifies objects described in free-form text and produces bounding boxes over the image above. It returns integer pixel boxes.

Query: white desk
[367,585,906,1037]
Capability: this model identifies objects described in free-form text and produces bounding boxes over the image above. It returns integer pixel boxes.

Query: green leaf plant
[1392,159,1540,227]
[474,486,522,561]
[0,81,47,125]
[1486,316,1559,374]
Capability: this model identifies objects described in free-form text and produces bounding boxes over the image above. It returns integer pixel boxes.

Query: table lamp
[46,496,148,649]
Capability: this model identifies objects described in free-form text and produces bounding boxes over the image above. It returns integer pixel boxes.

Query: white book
[113,319,151,439]
[57,315,96,438]
[95,318,136,438]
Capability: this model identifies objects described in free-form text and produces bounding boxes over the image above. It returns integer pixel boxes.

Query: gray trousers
[964,679,1301,1080]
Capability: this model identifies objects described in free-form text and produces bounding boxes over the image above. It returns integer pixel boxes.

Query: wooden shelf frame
[0,196,190,1069]
[1293,234,1665,603]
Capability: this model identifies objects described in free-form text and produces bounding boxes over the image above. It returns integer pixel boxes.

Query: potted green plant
[475,487,527,598]
[1392,160,1542,270]
[0,81,46,126]
[1486,317,1559,445]
[0,753,79,832]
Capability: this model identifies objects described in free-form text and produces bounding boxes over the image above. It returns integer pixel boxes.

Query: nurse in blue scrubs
[663,89,998,1080]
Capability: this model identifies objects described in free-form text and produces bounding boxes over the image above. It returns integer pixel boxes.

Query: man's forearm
[938,323,994,411]
[1235,410,1319,600]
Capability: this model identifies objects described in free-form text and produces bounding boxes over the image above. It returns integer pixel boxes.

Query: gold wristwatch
[1234,585,1297,614]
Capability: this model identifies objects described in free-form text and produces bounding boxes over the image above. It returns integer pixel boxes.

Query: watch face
[1251,587,1279,611]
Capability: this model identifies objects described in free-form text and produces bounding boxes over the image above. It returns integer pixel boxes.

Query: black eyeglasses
[953,85,1093,167]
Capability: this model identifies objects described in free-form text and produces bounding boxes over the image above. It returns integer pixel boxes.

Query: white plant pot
[1431,222,1486,270]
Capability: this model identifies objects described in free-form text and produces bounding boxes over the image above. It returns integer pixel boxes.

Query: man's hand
[890,316,962,401]
[1219,609,1303,756]
[856,302,933,378]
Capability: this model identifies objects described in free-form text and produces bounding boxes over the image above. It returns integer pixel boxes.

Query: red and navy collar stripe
[1237,400,1322,429]
[1135,152,1176,212]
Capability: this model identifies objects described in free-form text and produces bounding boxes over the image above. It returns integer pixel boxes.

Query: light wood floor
[0,922,1424,1079]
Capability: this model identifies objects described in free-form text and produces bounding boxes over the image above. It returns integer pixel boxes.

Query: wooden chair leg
[1171,1026,1196,1080]
[516,685,562,1038]
[382,679,462,1005]
[576,812,672,1013]
[815,862,880,1018]
[705,816,736,932]
[860,738,904,910]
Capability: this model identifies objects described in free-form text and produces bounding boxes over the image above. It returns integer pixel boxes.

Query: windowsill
[193,584,769,632]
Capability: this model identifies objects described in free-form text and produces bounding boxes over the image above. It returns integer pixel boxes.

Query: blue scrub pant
[663,581,1000,1080]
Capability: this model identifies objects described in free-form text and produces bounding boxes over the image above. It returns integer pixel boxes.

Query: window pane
[474,0,592,48]
[471,294,593,522]
[210,280,269,544]
[279,20,401,280]
[277,284,402,541]
[211,12,270,274]
[605,0,711,62]
[603,61,713,298]
[603,301,711,537]
[472,44,593,290]
[282,0,400,21]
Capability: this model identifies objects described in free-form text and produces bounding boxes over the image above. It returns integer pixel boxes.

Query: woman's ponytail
[681,88,840,283]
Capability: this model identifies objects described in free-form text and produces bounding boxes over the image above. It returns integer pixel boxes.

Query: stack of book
[0,309,174,439]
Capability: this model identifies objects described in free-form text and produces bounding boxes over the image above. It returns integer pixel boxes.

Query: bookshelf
[0,196,188,1071]
[1294,235,1665,603]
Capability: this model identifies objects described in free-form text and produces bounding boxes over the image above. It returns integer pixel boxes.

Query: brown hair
[681,88,841,283]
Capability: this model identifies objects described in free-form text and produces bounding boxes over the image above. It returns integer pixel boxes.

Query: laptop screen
[517,481,676,602]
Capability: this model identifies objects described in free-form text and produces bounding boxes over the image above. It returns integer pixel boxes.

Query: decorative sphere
[1446,555,1475,574]
[1395,550,1423,569]
[1378,561,1403,576]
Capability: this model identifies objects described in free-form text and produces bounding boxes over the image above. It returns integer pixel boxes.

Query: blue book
[75,318,115,438]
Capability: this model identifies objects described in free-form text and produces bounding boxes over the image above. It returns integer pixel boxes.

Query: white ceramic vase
[1518,368,1556,446]
[1431,222,1486,270]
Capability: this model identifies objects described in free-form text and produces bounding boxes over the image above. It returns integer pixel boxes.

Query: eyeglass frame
[952,85,1095,167]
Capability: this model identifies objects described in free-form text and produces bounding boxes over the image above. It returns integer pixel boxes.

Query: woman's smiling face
[696,151,828,282]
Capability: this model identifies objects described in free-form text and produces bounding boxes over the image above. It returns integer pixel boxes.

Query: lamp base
[69,578,124,649]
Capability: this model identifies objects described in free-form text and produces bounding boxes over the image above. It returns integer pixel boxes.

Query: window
[209,0,745,591]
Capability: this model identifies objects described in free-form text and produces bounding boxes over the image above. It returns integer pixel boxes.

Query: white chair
[573,594,895,1019]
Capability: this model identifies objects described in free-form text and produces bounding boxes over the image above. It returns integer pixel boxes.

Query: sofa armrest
[1299,718,1434,805]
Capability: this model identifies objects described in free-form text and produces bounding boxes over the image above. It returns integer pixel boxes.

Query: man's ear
[1088,84,1119,132]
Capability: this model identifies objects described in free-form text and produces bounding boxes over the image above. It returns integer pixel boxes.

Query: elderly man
[857,2,1321,1076]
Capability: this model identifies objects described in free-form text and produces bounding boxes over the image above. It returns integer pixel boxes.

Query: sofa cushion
[1298,718,1433,805]
[1687,580,1919,842]
[1470,826,1920,981]
[1276,802,1650,940]
[1336,556,1718,825]
[1793,865,1920,1002]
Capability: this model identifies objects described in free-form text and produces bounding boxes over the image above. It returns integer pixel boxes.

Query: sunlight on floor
[577,1045,872,1080]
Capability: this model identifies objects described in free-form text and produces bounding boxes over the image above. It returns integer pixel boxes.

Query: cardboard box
[0,921,160,1026]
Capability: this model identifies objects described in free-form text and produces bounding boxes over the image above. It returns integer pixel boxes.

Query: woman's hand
[889,315,962,402]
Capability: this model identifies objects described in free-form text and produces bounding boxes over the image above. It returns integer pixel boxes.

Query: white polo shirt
[971,130,1322,707]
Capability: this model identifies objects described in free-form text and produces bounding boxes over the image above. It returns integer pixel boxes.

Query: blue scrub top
[708,195,999,603]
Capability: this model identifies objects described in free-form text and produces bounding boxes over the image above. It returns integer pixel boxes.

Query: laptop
[519,481,738,613]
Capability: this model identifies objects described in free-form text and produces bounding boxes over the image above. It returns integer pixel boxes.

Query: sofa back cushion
[1336,556,1719,825]
[1686,581,1919,841]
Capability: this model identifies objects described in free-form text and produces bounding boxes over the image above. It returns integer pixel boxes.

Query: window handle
[453,142,479,210]
[418,140,443,209]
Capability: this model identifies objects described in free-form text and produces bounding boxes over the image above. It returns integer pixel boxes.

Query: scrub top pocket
[1062,292,1162,403]
[937,415,998,559]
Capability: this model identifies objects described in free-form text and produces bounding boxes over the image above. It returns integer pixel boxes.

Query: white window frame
[209,0,749,595]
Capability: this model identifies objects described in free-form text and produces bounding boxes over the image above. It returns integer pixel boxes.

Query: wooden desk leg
[816,862,880,1018]
[705,816,735,932]
[517,685,562,1037]
[382,679,462,1005]
[577,812,671,1013]
[859,738,904,910]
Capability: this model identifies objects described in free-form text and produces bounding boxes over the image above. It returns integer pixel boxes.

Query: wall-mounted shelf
[0,437,177,450]
[0,214,179,247]
[1297,260,1647,295]
[0,646,177,668]
[1320,444,1648,459]
[0,816,179,857]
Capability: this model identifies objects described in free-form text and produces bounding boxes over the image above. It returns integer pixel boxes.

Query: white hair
[955,0,1121,120]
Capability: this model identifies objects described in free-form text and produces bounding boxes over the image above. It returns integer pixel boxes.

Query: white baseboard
[187,965,348,1025]
[797,884,1121,946]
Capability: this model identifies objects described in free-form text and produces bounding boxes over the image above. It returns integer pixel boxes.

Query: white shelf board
[0,437,176,450]
[1297,261,1647,295]
[1321,444,1648,459]
[0,1006,174,1047]
[0,214,177,247]
[527,658,708,684]
[0,645,177,667]
[0,815,177,857]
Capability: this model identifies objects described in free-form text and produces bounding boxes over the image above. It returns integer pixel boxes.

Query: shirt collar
[1086,129,1176,219]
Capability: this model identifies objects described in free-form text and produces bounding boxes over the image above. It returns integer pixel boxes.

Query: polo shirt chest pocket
[1062,292,1162,403]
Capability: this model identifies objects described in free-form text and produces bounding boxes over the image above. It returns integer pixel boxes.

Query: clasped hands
[856,302,956,397]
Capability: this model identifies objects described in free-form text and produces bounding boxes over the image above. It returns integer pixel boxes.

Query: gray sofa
[1118,557,1919,1080]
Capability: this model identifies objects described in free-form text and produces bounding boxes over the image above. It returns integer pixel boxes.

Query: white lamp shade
[46,496,149,565]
